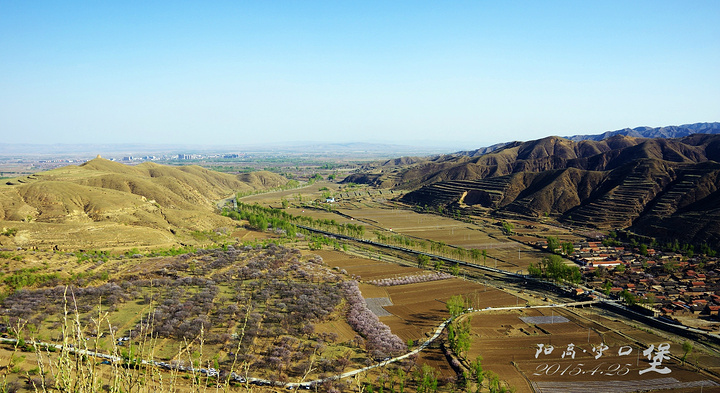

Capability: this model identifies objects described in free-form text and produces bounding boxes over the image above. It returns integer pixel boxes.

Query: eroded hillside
[350,134,720,245]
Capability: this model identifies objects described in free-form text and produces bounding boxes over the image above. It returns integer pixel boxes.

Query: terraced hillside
[391,134,720,245]
[402,177,512,208]
[347,132,720,190]
[629,162,720,245]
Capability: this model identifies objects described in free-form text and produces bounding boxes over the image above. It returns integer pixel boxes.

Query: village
[549,236,720,333]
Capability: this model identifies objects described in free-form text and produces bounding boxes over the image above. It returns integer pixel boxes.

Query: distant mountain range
[343,123,720,246]
[454,122,720,157]
[565,122,720,142]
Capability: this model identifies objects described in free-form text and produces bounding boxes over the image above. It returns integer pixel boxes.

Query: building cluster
[568,241,720,326]
[113,153,246,162]
[122,155,158,161]
[529,237,720,328]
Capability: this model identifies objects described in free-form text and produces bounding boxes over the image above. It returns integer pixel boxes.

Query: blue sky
[1,1,718,149]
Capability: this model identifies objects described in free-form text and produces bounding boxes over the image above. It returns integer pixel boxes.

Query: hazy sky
[1,1,718,149]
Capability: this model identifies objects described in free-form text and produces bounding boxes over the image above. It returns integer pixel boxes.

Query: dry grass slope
[0,158,289,250]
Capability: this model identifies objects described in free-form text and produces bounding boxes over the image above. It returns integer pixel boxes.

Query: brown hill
[394,135,720,245]
[392,134,720,189]
[0,158,288,250]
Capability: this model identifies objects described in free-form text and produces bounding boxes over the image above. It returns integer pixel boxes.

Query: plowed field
[465,307,720,393]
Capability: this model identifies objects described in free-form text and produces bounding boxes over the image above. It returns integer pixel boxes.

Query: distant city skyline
[1,1,718,148]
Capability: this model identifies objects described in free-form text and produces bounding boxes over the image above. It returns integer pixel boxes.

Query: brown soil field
[287,207,355,223]
[242,184,577,275]
[338,208,501,247]
[317,249,521,379]
[185,186,719,390]
[317,249,529,382]
[229,227,275,241]
[314,249,423,280]
[415,345,456,379]
[465,307,720,393]
[336,205,552,273]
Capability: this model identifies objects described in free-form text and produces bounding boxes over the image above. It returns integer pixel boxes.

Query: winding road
[1,301,603,390]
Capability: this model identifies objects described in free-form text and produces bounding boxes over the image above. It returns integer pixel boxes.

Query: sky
[1,1,719,149]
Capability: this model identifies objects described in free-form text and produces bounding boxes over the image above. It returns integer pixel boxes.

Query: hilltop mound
[237,170,288,189]
[0,158,289,249]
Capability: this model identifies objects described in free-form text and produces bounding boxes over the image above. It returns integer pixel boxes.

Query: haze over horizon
[2,1,718,148]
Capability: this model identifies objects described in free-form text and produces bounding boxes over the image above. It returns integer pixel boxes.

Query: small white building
[587,260,623,269]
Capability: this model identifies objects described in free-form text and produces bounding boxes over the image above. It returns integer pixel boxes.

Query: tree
[501,222,514,234]
[620,290,636,305]
[450,264,460,276]
[446,295,466,318]
[641,293,656,306]
[594,265,607,279]
[470,356,484,393]
[395,368,406,393]
[528,254,580,283]
[336,351,352,372]
[417,254,430,269]
[454,317,472,359]
[686,245,695,259]
[681,341,693,365]
[602,280,612,296]
[546,237,560,253]
[663,261,679,273]
[416,364,438,393]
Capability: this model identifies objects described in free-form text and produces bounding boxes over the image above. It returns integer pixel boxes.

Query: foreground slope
[0,158,288,249]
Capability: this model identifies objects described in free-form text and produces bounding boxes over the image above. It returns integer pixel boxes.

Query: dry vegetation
[0,158,289,250]
[0,244,416,392]
[2,157,719,392]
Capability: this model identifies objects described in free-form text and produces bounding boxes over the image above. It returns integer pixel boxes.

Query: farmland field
[243,183,566,274]
[315,249,720,392]
[317,248,531,383]
[235,184,720,391]
[465,306,720,392]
